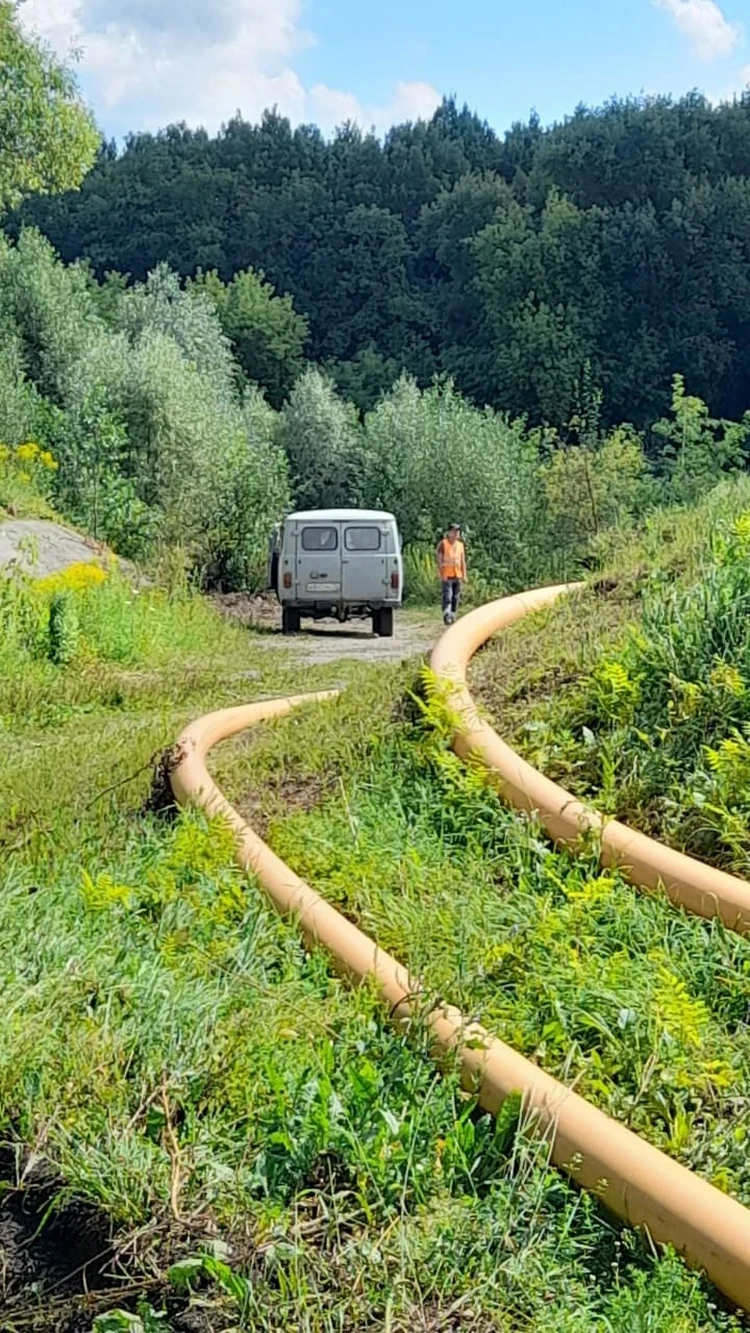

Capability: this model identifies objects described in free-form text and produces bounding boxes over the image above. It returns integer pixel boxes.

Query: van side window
[345,527,381,551]
[301,526,338,551]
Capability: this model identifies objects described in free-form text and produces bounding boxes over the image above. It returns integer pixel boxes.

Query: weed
[528,509,750,875]
[47,590,80,664]
[92,1306,171,1332]
[0,440,58,518]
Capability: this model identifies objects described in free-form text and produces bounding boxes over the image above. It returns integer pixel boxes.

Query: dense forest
[2,217,745,593]
[15,92,750,428]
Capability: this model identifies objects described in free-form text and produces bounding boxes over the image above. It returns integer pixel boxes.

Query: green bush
[536,509,750,874]
[361,376,551,590]
[403,545,439,604]
[208,389,290,591]
[653,375,750,506]
[276,366,360,511]
[0,232,290,587]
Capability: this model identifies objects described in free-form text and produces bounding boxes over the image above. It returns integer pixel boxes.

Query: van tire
[282,608,301,635]
[373,608,394,638]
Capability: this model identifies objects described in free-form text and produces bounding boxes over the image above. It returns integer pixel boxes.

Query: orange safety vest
[436,537,466,581]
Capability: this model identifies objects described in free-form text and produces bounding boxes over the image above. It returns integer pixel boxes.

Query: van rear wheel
[282,607,301,635]
[373,608,394,638]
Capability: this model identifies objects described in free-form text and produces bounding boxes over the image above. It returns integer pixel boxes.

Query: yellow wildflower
[669,675,702,717]
[81,870,133,911]
[15,442,39,462]
[732,514,750,553]
[709,660,745,698]
[704,733,750,780]
[564,875,617,908]
[37,562,108,596]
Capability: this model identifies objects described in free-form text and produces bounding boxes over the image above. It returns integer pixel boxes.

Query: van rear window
[345,527,381,551]
[301,526,338,551]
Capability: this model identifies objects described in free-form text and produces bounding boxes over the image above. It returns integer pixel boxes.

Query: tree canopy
[187,268,309,408]
[0,1,98,213]
[14,92,750,427]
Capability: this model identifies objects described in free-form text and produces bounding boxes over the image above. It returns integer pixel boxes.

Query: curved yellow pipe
[171,685,750,1310]
[431,583,750,935]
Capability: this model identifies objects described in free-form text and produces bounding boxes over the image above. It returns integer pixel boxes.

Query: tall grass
[529,507,750,876]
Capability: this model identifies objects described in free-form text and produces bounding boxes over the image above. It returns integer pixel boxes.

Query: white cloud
[708,61,750,102]
[310,80,442,134]
[389,80,444,123]
[18,0,440,137]
[653,0,742,62]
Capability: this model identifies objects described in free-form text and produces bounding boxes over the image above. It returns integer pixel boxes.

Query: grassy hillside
[472,477,750,879]
[3,483,750,1330]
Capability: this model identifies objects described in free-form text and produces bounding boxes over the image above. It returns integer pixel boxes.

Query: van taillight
[283,572,292,589]
[391,570,400,590]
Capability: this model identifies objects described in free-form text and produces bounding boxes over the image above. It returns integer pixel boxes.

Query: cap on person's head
[448,522,461,533]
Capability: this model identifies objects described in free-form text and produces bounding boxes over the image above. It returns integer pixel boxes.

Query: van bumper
[278,600,403,617]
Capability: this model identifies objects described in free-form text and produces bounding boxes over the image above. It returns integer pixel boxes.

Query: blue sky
[20,0,750,140]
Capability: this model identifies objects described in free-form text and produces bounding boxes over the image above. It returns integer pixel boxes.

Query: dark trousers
[441,578,462,617]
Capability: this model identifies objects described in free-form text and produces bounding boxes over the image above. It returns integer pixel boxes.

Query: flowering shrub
[36,561,109,596]
[0,440,58,514]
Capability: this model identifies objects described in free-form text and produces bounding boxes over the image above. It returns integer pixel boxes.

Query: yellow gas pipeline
[430,583,750,934]
[171,626,750,1311]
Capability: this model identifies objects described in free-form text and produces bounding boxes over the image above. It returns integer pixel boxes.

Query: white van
[268,508,403,637]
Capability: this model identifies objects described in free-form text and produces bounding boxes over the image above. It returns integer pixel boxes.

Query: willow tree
[0,1,98,212]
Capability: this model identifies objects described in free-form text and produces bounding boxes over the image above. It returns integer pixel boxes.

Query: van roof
[286,508,397,523]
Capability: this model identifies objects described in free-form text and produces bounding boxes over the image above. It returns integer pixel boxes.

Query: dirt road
[215,593,439,665]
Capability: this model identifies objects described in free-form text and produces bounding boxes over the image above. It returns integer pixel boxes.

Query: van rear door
[296,521,342,601]
[342,522,388,603]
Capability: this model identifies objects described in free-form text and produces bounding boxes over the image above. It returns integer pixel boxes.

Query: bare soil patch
[213,593,439,666]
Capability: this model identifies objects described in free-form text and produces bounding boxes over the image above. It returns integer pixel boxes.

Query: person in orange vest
[436,522,467,626]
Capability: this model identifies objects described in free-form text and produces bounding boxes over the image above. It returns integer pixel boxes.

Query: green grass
[486,486,750,880]
[3,495,750,1331]
[270,698,750,1197]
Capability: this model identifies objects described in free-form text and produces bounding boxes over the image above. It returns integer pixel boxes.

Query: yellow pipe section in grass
[431,583,750,936]
[171,684,750,1311]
